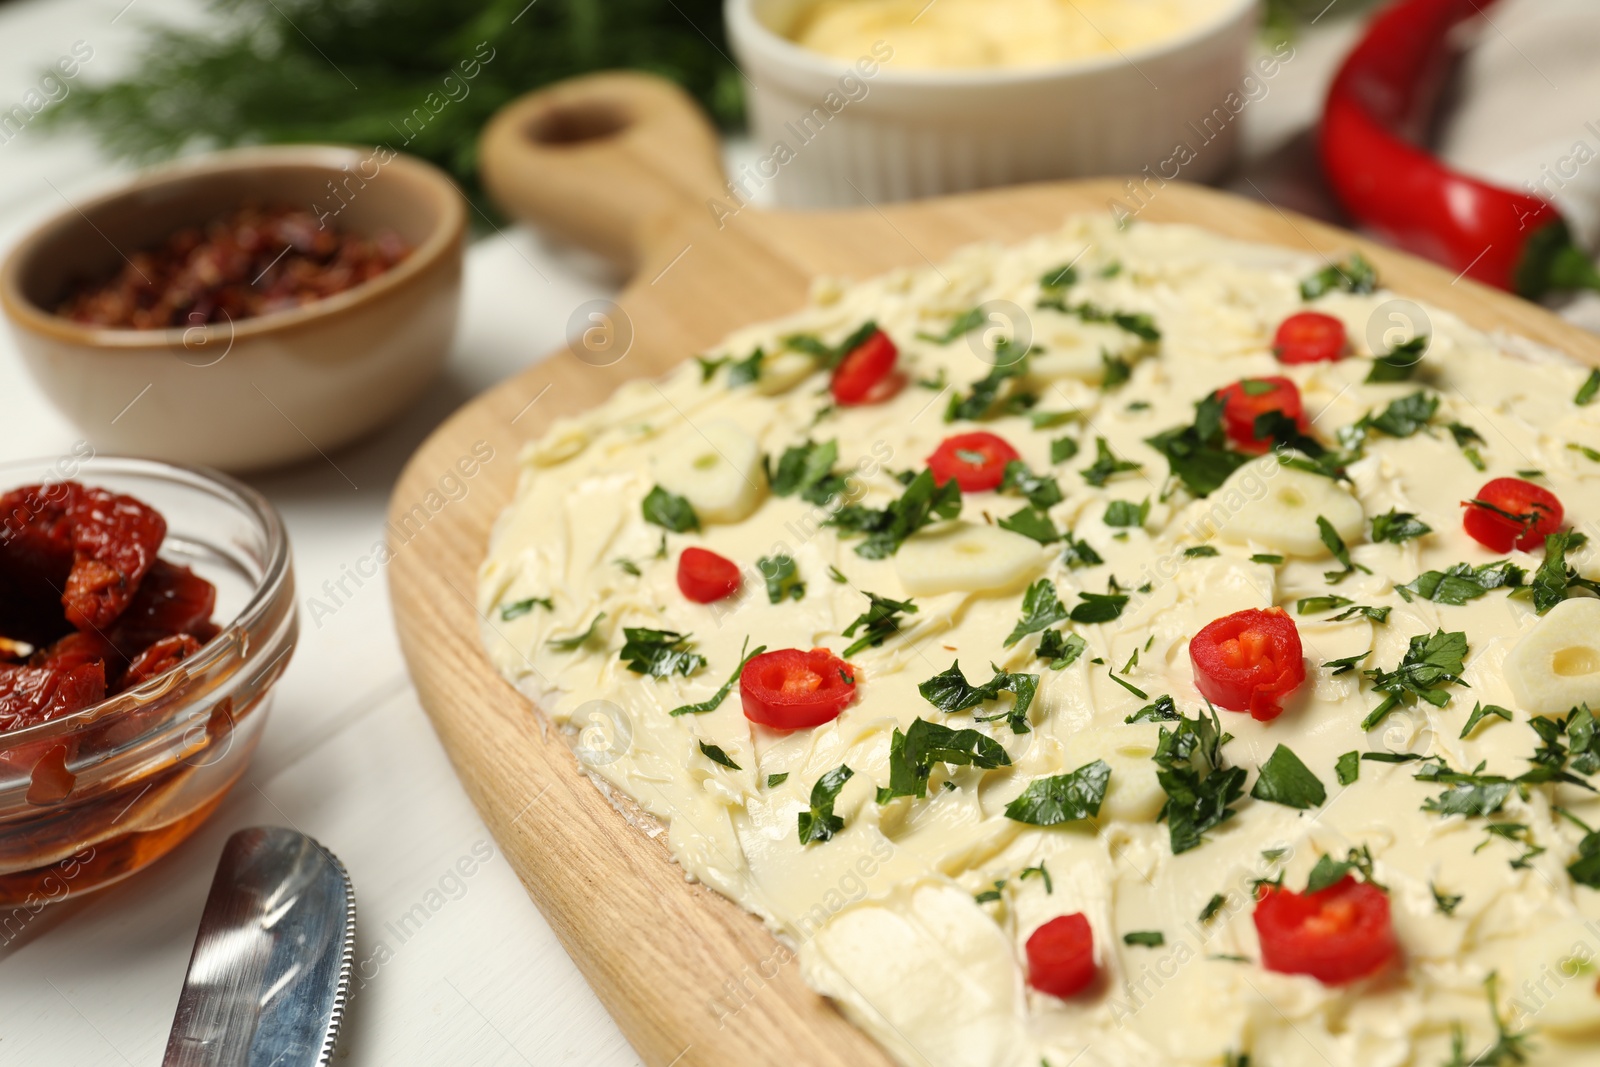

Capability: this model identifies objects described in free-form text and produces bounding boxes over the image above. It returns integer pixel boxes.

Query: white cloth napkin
[1439,0,1600,329]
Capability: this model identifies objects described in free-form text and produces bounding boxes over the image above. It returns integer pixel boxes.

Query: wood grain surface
[387,73,1600,1067]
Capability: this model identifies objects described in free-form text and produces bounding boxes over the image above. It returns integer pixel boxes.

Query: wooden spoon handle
[477,71,728,275]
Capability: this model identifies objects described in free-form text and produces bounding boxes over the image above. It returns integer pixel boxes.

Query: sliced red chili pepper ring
[740,647,859,730]
[1216,377,1308,455]
[677,547,742,604]
[1274,312,1348,365]
[1190,607,1306,722]
[926,432,1021,492]
[1461,477,1565,554]
[1254,875,1397,985]
[831,328,903,406]
[1026,913,1098,999]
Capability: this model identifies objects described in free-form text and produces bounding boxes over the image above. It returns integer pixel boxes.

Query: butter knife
[162,827,356,1067]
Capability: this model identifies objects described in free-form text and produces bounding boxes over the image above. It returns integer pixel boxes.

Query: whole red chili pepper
[1321,0,1600,298]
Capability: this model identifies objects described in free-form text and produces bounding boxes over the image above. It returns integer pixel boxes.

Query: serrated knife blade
[162,827,355,1067]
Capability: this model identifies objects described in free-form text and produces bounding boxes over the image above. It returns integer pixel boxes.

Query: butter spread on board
[481,215,1600,1067]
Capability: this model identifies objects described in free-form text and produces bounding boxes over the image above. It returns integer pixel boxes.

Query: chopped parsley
[1431,882,1463,916]
[724,346,765,387]
[1019,863,1053,892]
[1080,436,1143,488]
[1414,759,1514,817]
[1370,509,1432,544]
[1145,391,1252,498]
[998,505,1060,544]
[620,628,707,678]
[758,554,805,603]
[769,439,849,504]
[1001,461,1064,508]
[695,354,729,381]
[641,485,700,532]
[974,880,1006,904]
[827,564,849,584]
[797,765,854,845]
[1578,369,1600,406]
[670,639,766,716]
[1104,497,1151,528]
[500,596,553,621]
[1297,595,1352,615]
[1323,650,1370,675]
[1061,532,1105,569]
[1442,974,1530,1067]
[766,772,789,788]
[1335,750,1361,786]
[1004,579,1069,647]
[1530,530,1600,615]
[1446,421,1488,470]
[1398,559,1525,605]
[829,468,962,558]
[1300,253,1378,300]
[1460,702,1513,739]
[918,661,1039,734]
[782,320,879,370]
[548,613,605,652]
[1199,893,1228,923]
[614,558,642,577]
[1567,823,1600,888]
[1071,591,1129,624]
[1123,931,1165,948]
[1036,629,1088,670]
[916,306,986,344]
[1251,553,1285,565]
[1249,744,1327,809]
[1108,671,1149,699]
[1154,706,1246,854]
[1367,390,1439,438]
[1305,844,1380,893]
[1361,629,1469,730]
[945,340,1035,421]
[1184,545,1221,558]
[1037,299,1162,343]
[1004,760,1112,825]
[1126,695,1180,723]
[1050,435,1081,464]
[1365,335,1428,383]
[1030,410,1081,430]
[698,740,741,770]
[1039,263,1078,294]
[1318,516,1370,584]
[1100,351,1133,390]
[876,717,1012,802]
[841,590,919,657]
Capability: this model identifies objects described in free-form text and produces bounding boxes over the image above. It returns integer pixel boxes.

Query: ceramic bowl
[0,145,466,472]
[726,0,1263,207]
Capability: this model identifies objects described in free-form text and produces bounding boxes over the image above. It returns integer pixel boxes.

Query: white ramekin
[726,0,1262,207]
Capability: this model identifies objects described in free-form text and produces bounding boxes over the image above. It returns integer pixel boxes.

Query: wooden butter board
[387,72,1600,1067]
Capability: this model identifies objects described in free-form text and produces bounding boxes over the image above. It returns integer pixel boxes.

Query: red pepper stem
[1514,218,1600,299]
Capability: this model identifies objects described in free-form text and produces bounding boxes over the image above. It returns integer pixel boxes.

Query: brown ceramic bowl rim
[0,144,467,351]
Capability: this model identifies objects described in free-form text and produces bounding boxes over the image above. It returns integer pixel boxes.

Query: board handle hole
[527,102,631,147]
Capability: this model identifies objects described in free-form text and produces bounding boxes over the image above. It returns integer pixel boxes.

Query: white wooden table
[0,0,1595,1063]
[0,2,640,1063]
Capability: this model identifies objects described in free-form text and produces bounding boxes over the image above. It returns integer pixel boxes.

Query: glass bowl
[0,455,295,907]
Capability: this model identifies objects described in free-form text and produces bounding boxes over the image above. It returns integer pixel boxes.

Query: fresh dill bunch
[39,0,741,202]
